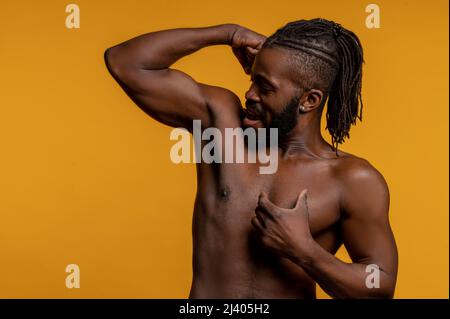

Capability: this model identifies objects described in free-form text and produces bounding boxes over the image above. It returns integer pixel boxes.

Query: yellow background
[0,0,448,298]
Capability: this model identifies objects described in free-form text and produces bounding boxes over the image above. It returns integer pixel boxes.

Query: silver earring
[300,106,306,112]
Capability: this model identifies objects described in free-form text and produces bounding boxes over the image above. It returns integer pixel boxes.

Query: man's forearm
[105,24,237,70]
[291,239,395,299]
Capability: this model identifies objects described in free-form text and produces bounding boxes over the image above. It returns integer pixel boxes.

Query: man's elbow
[366,279,396,299]
[369,289,394,299]
[343,275,396,299]
[104,46,127,80]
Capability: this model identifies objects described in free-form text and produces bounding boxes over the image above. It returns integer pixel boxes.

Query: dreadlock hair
[262,18,364,154]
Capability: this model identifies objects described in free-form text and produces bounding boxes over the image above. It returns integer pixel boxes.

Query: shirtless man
[104,18,398,299]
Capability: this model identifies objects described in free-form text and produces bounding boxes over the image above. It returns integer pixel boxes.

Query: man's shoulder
[331,152,388,192]
[329,151,390,217]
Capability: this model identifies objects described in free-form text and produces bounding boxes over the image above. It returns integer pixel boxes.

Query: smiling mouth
[245,104,264,121]
[243,108,264,128]
[245,110,260,120]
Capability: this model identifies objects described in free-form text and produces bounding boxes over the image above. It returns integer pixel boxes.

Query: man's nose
[245,85,260,102]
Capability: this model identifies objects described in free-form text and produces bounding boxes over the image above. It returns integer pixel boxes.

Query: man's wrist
[289,236,317,267]
[198,24,239,47]
[218,23,240,46]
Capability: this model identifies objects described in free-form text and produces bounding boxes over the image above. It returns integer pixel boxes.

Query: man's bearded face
[244,95,300,142]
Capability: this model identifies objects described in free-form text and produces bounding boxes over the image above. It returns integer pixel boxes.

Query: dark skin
[105,23,398,298]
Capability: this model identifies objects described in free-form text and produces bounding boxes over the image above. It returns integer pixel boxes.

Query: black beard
[269,95,300,142]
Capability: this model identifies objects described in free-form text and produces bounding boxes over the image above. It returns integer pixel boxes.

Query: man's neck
[278,117,334,159]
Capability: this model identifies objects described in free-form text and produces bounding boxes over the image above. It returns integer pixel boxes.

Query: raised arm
[104,24,265,130]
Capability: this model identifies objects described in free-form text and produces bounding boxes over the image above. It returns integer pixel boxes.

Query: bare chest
[197,159,342,236]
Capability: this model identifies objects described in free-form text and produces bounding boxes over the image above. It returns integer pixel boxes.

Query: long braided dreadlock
[263,18,364,153]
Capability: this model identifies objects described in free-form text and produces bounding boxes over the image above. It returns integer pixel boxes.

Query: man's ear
[299,89,324,112]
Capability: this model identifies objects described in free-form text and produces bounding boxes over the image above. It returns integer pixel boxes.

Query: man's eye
[259,86,271,94]
[250,79,272,94]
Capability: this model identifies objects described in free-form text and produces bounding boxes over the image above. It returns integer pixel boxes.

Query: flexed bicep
[105,56,212,129]
[104,25,248,130]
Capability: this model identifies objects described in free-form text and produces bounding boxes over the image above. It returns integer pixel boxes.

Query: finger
[256,37,266,50]
[245,47,258,69]
[232,47,251,74]
[255,209,266,227]
[243,52,253,74]
[258,192,280,216]
[232,48,246,67]
[255,205,272,223]
[247,33,267,49]
[232,48,245,64]
[293,189,308,212]
[251,215,265,235]
[246,46,259,56]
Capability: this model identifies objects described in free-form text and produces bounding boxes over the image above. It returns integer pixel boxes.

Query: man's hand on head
[229,25,267,74]
[251,189,314,261]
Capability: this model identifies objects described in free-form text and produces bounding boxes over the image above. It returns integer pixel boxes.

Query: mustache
[245,99,256,109]
[245,100,263,113]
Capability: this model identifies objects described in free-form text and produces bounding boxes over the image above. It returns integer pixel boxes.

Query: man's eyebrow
[252,73,277,89]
